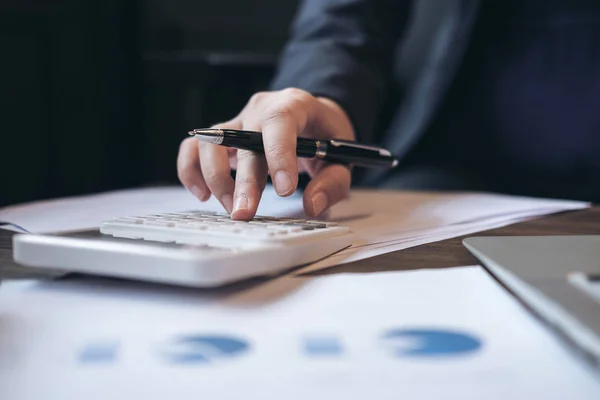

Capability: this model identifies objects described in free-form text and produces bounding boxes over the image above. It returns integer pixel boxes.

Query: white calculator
[12,210,355,287]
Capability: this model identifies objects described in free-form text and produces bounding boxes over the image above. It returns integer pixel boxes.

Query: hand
[177,88,356,220]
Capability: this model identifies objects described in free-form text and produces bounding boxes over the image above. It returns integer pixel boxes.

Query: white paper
[1,266,599,399]
[299,189,587,272]
[296,205,568,273]
[0,186,589,272]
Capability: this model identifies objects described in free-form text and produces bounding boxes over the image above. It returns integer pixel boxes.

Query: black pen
[188,128,399,169]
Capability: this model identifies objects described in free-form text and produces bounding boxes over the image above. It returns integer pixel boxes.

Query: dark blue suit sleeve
[269,0,412,143]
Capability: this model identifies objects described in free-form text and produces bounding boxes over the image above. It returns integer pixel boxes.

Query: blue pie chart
[160,334,250,364]
[381,328,482,357]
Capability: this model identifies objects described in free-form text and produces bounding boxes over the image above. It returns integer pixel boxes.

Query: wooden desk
[2,207,599,281]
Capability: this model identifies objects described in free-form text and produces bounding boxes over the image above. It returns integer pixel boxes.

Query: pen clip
[329,140,393,157]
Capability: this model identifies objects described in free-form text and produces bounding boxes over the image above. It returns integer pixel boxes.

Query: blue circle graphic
[381,328,482,357]
[161,334,250,364]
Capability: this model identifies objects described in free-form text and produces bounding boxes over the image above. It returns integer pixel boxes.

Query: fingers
[302,164,352,217]
[177,137,210,201]
[261,89,311,197]
[230,149,269,220]
[199,141,235,213]
[229,116,269,220]
[195,120,241,212]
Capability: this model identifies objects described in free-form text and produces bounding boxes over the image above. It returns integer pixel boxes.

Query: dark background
[0,0,447,207]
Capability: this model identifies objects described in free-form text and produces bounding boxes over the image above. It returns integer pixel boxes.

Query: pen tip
[187,128,223,137]
[189,129,225,145]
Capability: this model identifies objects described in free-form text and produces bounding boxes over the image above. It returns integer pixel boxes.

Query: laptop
[463,235,600,373]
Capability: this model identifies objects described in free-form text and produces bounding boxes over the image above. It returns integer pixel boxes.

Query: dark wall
[0,0,300,207]
[144,0,299,53]
[0,0,144,207]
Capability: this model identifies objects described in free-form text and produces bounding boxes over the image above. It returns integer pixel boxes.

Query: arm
[270,0,413,143]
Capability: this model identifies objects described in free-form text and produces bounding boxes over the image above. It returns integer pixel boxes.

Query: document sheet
[0,266,598,399]
[0,185,588,272]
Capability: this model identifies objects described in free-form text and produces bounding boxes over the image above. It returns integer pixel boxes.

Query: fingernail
[274,171,293,195]
[221,194,233,213]
[233,195,248,213]
[190,185,205,200]
[311,192,328,216]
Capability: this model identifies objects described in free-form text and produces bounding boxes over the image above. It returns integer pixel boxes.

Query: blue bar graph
[160,334,250,365]
[303,336,343,357]
[78,341,119,364]
[381,328,482,357]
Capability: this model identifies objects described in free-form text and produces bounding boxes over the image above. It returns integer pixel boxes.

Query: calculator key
[184,216,208,221]
[168,217,192,222]
[146,214,168,219]
[268,220,302,225]
[285,223,315,230]
[213,226,243,234]
[114,217,143,224]
[144,220,176,227]
[211,220,234,225]
[176,223,209,230]
[241,229,275,238]
[266,225,288,230]
[249,221,269,226]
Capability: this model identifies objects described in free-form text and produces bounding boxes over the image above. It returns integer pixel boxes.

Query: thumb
[302,163,351,217]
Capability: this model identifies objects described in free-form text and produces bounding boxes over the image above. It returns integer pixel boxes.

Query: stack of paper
[1,266,599,398]
[0,185,589,273]
[299,189,589,273]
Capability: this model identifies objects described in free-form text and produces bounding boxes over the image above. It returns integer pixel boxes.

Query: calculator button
[212,225,242,232]
[241,229,275,238]
[248,221,268,226]
[114,217,143,224]
[144,220,176,227]
[176,223,209,230]
[201,213,222,218]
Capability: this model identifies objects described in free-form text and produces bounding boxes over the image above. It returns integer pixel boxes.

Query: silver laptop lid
[463,235,600,374]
